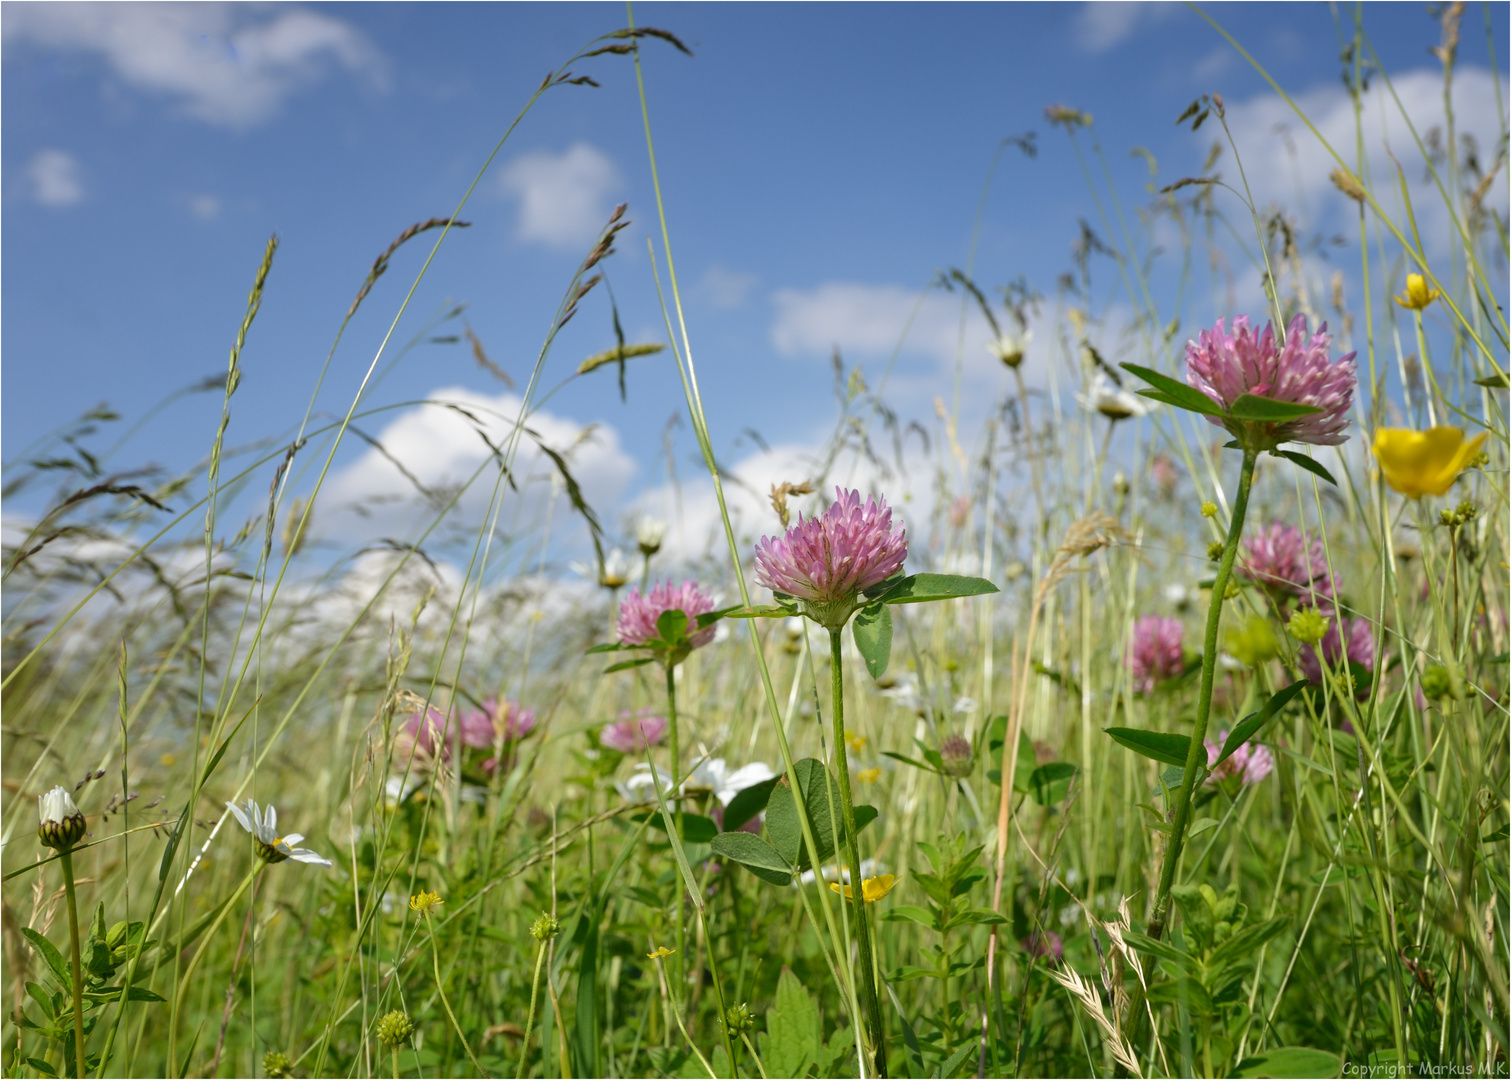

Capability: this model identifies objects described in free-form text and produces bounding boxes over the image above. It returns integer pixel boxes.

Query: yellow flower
[1394,273,1440,311]
[845,731,868,753]
[856,767,882,785]
[830,873,897,903]
[408,889,444,917]
[1373,427,1487,498]
[646,945,675,960]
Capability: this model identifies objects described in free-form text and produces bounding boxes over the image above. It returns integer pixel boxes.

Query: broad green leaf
[1104,727,1192,767]
[1120,362,1228,417]
[1208,913,1291,968]
[1028,762,1077,807]
[1273,449,1337,485]
[655,608,688,644]
[1227,393,1324,421]
[758,969,821,1080]
[21,929,70,991]
[603,656,654,673]
[709,831,792,887]
[763,759,876,871]
[25,982,54,1020]
[722,775,780,832]
[1217,680,1307,765]
[585,642,624,654]
[642,811,719,844]
[880,905,940,930]
[877,573,999,605]
[695,605,743,629]
[852,602,893,678]
[936,1042,977,1079]
[1120,930,1190,966]
[1187,816,1220,839]
[1234,1047,1342,1078]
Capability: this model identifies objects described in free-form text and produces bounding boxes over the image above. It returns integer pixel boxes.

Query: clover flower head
[1298,616,1374,693]
[396,706,450,764]
[226,799,332,867]
[1127,615,1184,694]
[1238,522,1337,609]
[600,709,669,753]
[1205,731,1275,786]
[1021,930,1064,961]
[753,487,908,628]
[616,579,719,658]
[1185,315,1356,448]
[940,735,974,778]
[38,786,87,850]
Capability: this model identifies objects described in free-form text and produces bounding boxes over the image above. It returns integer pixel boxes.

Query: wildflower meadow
[2,5,1507,1079]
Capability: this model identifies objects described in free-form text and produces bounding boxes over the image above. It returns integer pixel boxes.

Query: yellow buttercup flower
[845,731,868,753]
[1394,273,1440,311]
[857,767,882,785]
[646,945,675,960]
[830,873,897,903]
[1373,426,1487,498]
[408,889,444,917]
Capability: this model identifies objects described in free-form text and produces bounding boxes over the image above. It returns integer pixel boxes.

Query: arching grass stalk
[1147,444,1257,940]
[827,628,888,1069]
[665,660,687,992]
[420,908,486,1076]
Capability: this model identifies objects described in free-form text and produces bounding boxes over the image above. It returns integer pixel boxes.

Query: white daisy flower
[226,800,332,867]
[615,763,674,804]
[987,329,1031,369]
[1077,373,1155,421]
[681,759,776,806]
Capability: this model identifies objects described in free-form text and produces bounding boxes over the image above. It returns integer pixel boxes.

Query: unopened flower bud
[38,786,86,850]
[1420,664,1452,701]
[1287,607,1330,645]
[375,1010,414,1048]
[724,1002,755,1035]
[530,912,560,941]
[637,517,667,557]
[263,1051,294,1078]
[1207,541,1225,562]
[1200,501,1218,518]
[939,735,974,778]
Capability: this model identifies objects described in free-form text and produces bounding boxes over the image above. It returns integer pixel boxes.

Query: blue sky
[4,2,1506,566]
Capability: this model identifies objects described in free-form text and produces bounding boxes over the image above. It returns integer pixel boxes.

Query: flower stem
[665,662,686,996]
[1147,445,1259,941]
[60,850,86,1079]
[426,918,485,1075]
[392,1044,401,1080]
[829,629,888,1078]
[516,938,549,1079]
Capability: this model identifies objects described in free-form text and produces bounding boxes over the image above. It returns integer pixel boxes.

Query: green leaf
[763,759,876,871]
[1234,1047,1342,1078]
[1227,393,1324,421]
[1120,362,1228,417]
[1208,913,1290,968]
[1473,371,1508,389]
[22,929,71,991]
[1028,762,1078,807]
[882,750,941,775]
[1218,680,1307,765]
[880,905,940,930]
[757,969,821,1080]
[1483,824,1509,844]
[719,605,791,619]
[84,985,165,1004]
[936,1041,977,1079]
[1104,727,1192,767]
[1272,449,1337,485]
[26,1058,58,1077]
[1187,817,1220,839]
[883,981,928,1080]
[722,775,780,833]
[642,811,718,844]
[876,573,999,605]
[695,605,742,629]
[585,641,624,654]
[852,602,893,678]
[710,832,793,886]
[25,982,55,1020]
[602,657,654,674]
[655,608,688,644]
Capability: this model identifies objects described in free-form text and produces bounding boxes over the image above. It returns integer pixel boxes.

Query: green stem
[516,938,549,1079]
[60,850,86,1079]
[1147,445,1259,940]
[169,865,259,1076]
[427,918,485,1076]
[829,628,888,1077]
[665,661,686,1001]
[392,1044,401,1080]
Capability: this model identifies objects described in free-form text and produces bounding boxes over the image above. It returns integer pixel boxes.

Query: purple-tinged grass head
[1185,315,1356,449]
[600,710,669,754]
[1237,522,1336,610]
[1127,615,1185,694]
[753,487,908,628]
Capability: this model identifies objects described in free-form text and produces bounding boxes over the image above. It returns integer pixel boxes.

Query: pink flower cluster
[616,580,719,650]
[1021,930,1064,961]
[600,709,669,753]
[396,707,450,762]
[1127,615,1185,693]
[754,487,908,613]
[1185,315,1356,447]
[457,698,537,749]
[1238,522,1336,609]
[1298,617,1375,691]
[1204,729,1275,786]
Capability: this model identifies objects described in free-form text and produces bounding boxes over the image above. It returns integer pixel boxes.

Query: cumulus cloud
[771,282,1000,370]
[700,265,759,309]
[25,149,84,206]
[319,386,636,553]
[1217,66,1507,257]
[2,3,387,128]
[189,194,221,221]
[498,143,622,251]
[1073,2,1179,53]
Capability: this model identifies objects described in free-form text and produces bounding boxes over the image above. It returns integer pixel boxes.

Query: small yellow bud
[1287,607,1330,645]
[1200,501,1218,519]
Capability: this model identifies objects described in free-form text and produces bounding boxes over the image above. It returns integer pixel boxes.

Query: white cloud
[700,265,759,309]
[26,149,84,206]
[1218,66,1508,258]
[771,282,985,364]
[189,194,221,221]
[498,143,622,251]
[319,386,636,549]
[1073,2,1178,53]
[2,3,387,128]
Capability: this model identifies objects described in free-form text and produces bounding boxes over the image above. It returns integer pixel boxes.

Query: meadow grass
[2,7,1507,1079]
